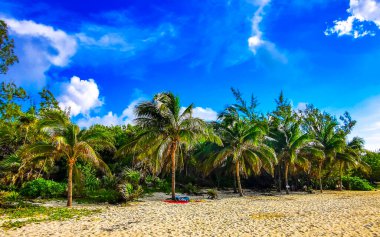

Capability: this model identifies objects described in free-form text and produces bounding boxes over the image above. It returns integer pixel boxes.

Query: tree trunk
[339,162,343,191]
[171,142,178,200]
[236,162,243,196]
[233,172,238,193]
[276,164,282,192]
[285,162,290,194]
[318,161,323,193]
[67,161,74,207]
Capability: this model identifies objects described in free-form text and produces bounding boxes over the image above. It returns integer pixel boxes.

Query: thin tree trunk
[23,127,28,145]
[276,164,282,192]
[339,162,343,191]
[171,142,178,200]
[318,161,323,193]
[67,161,74,207]
[236,161,243,196]
[233,171,238,193]
[285,162,290,194]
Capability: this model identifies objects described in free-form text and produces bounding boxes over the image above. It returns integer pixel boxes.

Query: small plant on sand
[207,189,218,199]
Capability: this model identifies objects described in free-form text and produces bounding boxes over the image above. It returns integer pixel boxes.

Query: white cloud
[180,107,218,121]
[247,0,270,54]
[58,76,103,116]
[247,0,287,62]
[349,95,380,151]
[76,99,142,128]
[4,18,77,66]
[325,0,380,38]
[1,17,77,88]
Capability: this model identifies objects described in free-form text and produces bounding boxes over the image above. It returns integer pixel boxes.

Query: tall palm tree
[302,106,345,192]
[276,120,315,194]
[122,92,221,200]
[20,110,114,207]
[336,137,368,191]
[205,108,277,196]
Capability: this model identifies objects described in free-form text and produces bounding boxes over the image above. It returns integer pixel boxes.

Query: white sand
[1,190,380,237]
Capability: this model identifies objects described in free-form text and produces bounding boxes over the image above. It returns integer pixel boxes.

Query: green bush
[342,176,374,191]
[86,189,121,204]
[122,169,141,184]
[207,189,218,199]
[156,179,171,194]
[20,178,66,198]
[183,183,200,195]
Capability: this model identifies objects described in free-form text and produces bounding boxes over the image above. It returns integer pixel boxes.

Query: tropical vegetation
[0,20,379,210]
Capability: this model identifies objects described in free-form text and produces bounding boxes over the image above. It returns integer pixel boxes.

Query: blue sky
[1,0,380,150]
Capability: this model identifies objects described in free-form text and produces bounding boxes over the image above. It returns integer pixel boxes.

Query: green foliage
[357,151,380,181]
[118,169,144,201]
[182,183,200,195]
[20,178,66,198]
[0,20,18,74]
[0,203,101,229]
[84,188,122,204]
[207,189,218,199]
[342,176,374,191]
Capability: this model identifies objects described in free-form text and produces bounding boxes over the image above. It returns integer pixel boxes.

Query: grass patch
[250,212,286,220]
[0,204,101,229]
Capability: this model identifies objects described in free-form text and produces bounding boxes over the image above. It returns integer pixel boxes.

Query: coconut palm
[302,106,346,192]
[20,110,114,207]
[205,107,277,196]
[121,92,221,200]
[275,120,316,194]
[335,137,368,190]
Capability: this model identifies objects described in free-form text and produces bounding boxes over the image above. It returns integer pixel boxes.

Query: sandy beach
[1,191,379,237]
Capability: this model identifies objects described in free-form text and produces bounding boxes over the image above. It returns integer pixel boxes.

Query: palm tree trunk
[23,127,28,145]
[67,160,74,207]
[171,142,178,200]
[236,161,243,196]
[318,161,323,193]
[276,164,282,192]
[339,162,343,191]
[285,162,290,194]
[233,172,238,193]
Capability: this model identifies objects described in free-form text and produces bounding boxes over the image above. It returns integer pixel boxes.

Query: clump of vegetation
[0,203,101,229]
[118,169,144,201]
[342,176,374,191]
[20,178,66,199]
[183,183,200,195]
[207,189,218,199]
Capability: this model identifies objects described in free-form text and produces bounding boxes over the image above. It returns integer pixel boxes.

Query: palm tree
[205,108,277,196]
[336,137,368,191]
[20,110,114,207]
[276,120,315,194]
[302,106,345,192]
[122,92,221,200]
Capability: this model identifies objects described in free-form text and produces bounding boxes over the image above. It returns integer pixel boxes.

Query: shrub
[183,183,200,195]
[118,182,144,201]
[207,189,218,199]
[20,178,66,198]
[156,179,171,194]
[122,169,141,184]
[86,189,122,204]
[342,176,374,191]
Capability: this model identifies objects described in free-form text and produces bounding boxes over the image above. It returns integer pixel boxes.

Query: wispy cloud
[247,0,287,62]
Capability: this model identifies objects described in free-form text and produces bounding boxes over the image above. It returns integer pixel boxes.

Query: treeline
[1,20,379,207]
